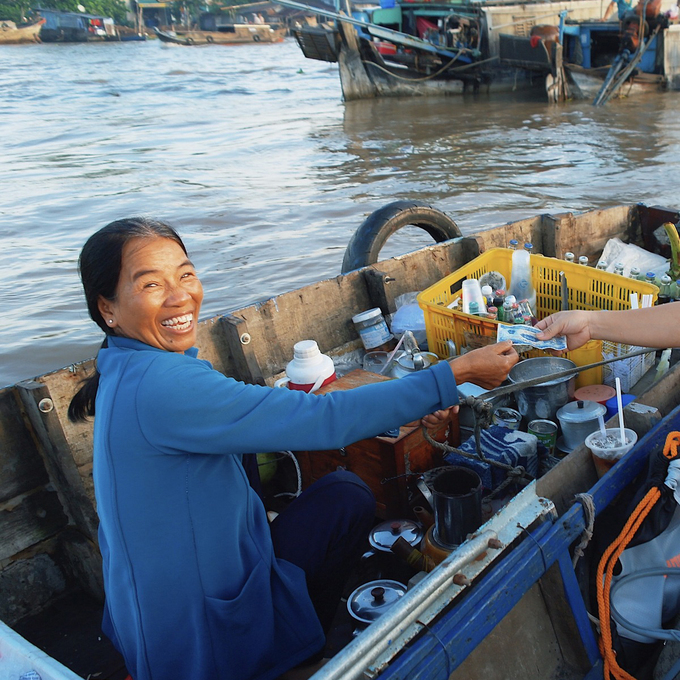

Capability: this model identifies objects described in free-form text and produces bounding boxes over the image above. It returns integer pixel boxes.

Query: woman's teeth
[161,314,193,331]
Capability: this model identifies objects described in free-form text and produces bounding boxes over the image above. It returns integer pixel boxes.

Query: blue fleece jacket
[94,335,458,680]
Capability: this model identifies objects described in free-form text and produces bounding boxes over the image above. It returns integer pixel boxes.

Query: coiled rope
[596,431,680,680]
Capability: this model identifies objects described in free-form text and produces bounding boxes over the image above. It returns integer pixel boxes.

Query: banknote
[496,324,567,351]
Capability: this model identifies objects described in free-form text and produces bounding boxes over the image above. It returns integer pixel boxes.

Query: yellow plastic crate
[417,248,659,387]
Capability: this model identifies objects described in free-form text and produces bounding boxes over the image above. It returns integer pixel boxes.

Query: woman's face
[99,236,204,353]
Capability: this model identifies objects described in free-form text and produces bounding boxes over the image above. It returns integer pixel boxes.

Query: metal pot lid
[347,579,406,624]
[556,400,607,423]
[369,519,424,552]
[396,352,436,371]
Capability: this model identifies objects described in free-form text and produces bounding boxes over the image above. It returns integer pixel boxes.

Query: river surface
[2,38,680,387]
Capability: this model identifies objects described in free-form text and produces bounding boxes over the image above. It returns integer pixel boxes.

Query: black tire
[206,34,214,43]
[253,34,261,42]
[341,200,461,273]
[185,36,195,44]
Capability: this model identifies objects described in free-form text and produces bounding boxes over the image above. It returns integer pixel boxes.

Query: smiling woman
[64,216,516,680]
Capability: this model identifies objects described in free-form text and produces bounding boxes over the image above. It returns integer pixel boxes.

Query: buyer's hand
[535,310,592,351]
[449,340,519,390]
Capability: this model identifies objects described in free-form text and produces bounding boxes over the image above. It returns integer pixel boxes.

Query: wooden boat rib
[153,23,286,45]
[0,18,44,44]
[2,202,680,680]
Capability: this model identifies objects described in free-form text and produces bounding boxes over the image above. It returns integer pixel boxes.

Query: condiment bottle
[352,308,395,352]
[614,262,625,277]
[596,260,608,271]
[492,289,505,308]
[578,256,589,266]
[645,271,657,287]
[673,279,680,302]
[629,266,641,280]
[657,275,672,304]
[481,285,493,305]
[508,239,519,250]
[524,242,534,253]
[564,252,575,263]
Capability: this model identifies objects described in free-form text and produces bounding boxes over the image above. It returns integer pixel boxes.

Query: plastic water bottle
[508,249,536,317]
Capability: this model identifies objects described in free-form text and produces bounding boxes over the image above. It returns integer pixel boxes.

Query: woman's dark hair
[68,217,188,422]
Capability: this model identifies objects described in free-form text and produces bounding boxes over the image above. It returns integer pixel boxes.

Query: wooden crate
[293,369,458,519]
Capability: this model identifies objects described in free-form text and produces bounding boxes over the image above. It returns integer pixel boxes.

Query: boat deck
[12,590,128,680]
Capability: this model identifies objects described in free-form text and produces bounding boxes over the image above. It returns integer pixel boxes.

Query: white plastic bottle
[508,249,536,317]
[274,340,336,393]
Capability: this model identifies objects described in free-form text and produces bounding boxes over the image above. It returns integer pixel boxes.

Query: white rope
[572,492,596,568]
[273,450,302,499]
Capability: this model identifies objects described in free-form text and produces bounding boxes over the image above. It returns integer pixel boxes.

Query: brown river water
[2,38,680,388]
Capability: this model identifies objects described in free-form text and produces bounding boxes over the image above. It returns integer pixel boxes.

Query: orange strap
[596,430,680,680]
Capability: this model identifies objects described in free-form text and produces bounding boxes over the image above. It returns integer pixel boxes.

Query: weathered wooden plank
[0,549,67,626]
[16,380,99,542]
[549,206,638,263]
[220,314,266,385]
[0,488,67,562]
[0,387,49,503]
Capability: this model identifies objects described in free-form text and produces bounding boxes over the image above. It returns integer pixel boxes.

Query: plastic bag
[598,238,669,279]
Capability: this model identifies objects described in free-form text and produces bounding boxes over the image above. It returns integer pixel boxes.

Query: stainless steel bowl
[508,356,576,424]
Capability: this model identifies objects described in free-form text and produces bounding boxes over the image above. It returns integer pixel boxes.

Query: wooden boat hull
[154,25,286,45]
[0,19,44,44]
[2,202,680,679]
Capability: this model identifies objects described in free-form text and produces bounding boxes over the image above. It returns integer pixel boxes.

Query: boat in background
[0,18,44,44]
[37,9,118,42]
[153,22,286,45]
[283,0,680,102]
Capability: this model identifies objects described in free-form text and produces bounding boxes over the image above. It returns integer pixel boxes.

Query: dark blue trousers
[269,470,376,634]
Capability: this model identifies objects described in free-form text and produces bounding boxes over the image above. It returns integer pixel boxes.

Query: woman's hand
[535,310,592,351]
[419,406,457,430]
[449,341,519,390]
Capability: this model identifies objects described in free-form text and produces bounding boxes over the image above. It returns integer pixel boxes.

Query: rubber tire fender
[341,200,461,274]
[253,33,261,42]
[206,34,214,43]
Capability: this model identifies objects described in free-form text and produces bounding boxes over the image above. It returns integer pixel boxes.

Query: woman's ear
[98,296,116,328]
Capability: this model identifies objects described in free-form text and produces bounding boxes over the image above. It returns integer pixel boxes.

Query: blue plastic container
[605,393,636,421]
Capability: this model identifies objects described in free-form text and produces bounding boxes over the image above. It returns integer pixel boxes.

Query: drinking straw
[615,377,626,445]
[598,414,607,438]
[380,333,406,375]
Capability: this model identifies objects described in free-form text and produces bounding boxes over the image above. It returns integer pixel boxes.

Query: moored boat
[283,0,680,103]
[153,23,286,45]
[0,18,44,44]
[2,202,680,679]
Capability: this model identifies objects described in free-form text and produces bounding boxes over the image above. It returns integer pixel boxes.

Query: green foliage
[0,0,128,23]
[0,0,29,22]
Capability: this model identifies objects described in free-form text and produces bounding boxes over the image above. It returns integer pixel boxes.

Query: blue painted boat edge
[375,403,680,679]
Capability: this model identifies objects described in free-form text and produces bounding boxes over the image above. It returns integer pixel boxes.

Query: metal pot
[347,579,406,625]
[368,519,424,553]
[390,351,439,379]
[508,357,576,424]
